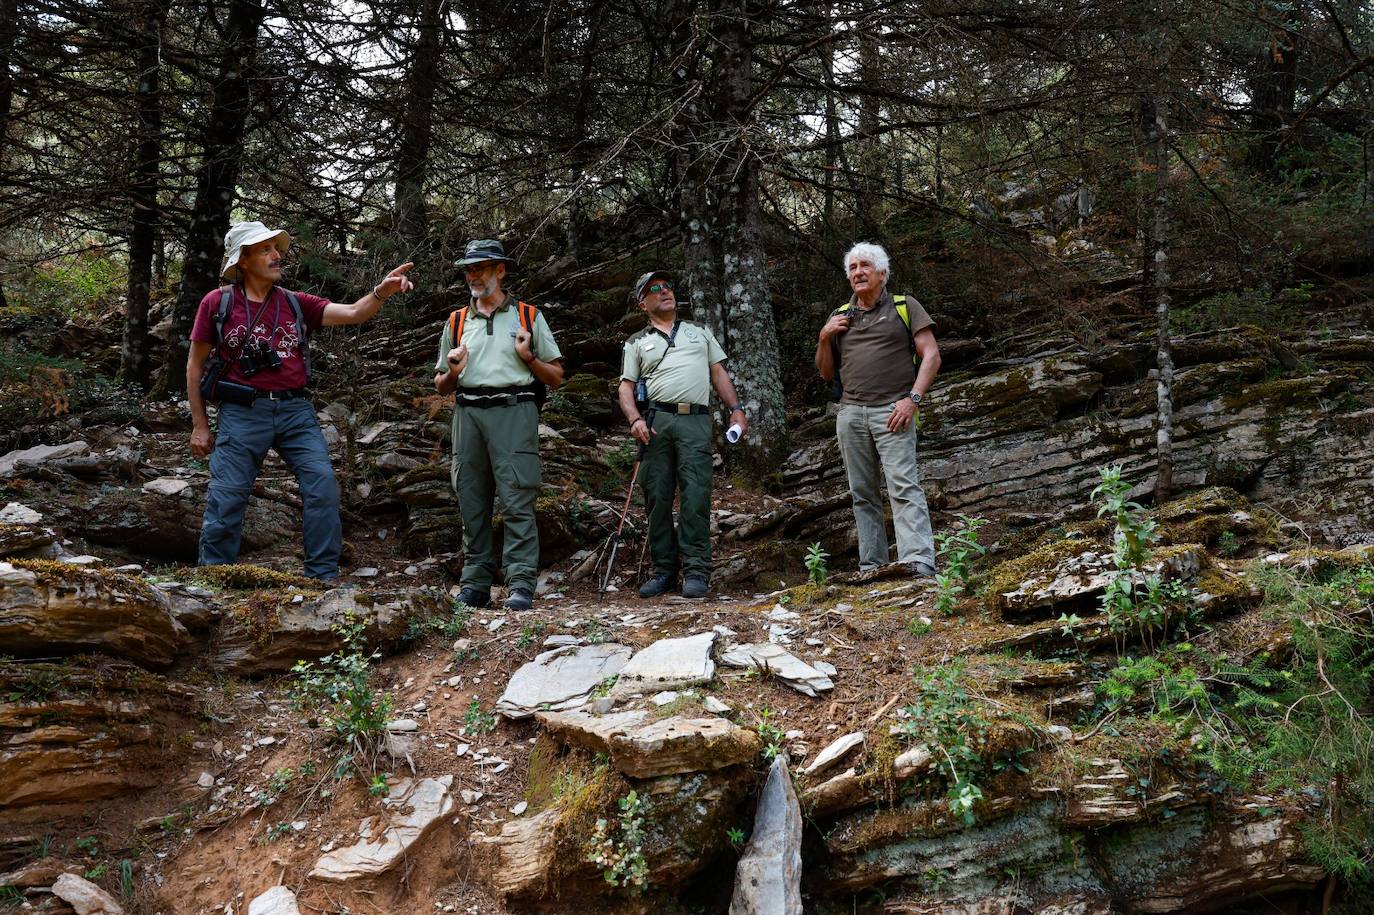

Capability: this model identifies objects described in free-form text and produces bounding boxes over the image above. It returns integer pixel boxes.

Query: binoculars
[239,338,282,376]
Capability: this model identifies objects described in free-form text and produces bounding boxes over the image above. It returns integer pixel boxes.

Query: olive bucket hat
[455,238,516,268]
[221,221,291,282]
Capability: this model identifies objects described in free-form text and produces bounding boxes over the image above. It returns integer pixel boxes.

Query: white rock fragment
[803,732,865,778]
[310,776,454,881]
[247,885,301,915]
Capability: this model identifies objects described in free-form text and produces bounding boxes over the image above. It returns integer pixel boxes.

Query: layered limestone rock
[0,662,200,811]
[214,586,444,675]
[535,709,759,778]
[0,561,184,667]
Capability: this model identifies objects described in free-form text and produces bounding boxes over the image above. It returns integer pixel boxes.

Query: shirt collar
[848,288,893,312]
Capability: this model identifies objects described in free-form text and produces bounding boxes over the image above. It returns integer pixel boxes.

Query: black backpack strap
[283,289,310,385]
[214,286,234,346]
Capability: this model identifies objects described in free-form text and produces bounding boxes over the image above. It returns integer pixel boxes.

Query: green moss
[191,564,326,592]
[1220,370,1356,412]
[983,527,1107,616]
[9,558,165,608]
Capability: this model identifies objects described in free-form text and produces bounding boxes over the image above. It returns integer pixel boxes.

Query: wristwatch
[729,404,743,413]
[907,392,923,405]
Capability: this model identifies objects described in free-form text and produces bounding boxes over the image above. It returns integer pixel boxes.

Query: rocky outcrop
[536,709,759,778]
[0,561,184,667]
[52,872,125,914]
[214,586,444,675]
[0,662,200,811]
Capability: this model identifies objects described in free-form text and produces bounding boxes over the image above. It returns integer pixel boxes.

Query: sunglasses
[646,281,675,294]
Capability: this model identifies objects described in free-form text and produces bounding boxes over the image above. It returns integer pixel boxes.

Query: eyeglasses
[646,281,674,294]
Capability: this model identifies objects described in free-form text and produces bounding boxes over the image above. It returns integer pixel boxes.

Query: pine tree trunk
[119,0,167,389]
[821,3,839,229]
[393,0,442,255]
[856,27,881,233]
[1150,93,1174,504]
[1248,14,1299,175]
[715,0,786,477]
[0,0,18,312]
[153,0,265,396]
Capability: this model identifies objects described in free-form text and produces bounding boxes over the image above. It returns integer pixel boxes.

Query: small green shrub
[289,612,393,772]
[804,542,829,585]
[934,516,987,614]
[463,697,497,735]
[587,790,650,893]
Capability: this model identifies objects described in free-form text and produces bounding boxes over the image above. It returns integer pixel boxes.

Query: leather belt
[647,401,709,415]
[263,388,309,400]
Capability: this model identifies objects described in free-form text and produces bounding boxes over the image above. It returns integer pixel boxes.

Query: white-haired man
[815,242,942,575]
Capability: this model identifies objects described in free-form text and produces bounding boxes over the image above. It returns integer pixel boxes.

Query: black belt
[263,387,309,400]
[647,401,709,415]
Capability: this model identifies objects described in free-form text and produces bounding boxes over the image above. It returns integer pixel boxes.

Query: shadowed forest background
[4,0,1373,475]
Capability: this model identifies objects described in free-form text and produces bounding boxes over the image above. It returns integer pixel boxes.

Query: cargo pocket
[508,449,542,491]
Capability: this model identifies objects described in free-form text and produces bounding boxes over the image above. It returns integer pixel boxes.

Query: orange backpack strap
[448,306,468,346]
[518,301,538,355]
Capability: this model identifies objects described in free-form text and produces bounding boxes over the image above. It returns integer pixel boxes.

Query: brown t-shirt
[834,291,935,406]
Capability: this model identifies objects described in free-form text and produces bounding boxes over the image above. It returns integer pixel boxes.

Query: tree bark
[1149,93,1174,504]
[1248,12,1299,175]
[714,0,786,477]
[393,0,443,255]
[0,0,19,312]
[153,0,265,396]
[821,2,839,229]
[119,0,167,389]
[855,25,881,233]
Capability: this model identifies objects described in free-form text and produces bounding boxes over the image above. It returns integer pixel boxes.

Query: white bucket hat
[221,221,291,282]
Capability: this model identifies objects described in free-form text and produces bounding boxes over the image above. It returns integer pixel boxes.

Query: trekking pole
[598,440,647,601]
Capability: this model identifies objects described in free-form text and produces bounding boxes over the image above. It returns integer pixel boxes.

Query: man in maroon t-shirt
[187,220,414,580]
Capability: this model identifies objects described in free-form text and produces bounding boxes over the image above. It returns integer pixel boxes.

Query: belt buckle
[677,403,691,415]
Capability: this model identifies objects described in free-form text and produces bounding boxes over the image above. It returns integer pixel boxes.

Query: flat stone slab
[52,872,124,914]
[537,708,759,778]
[0,441,89,478]
[719,643,834,696]
[610,631,716,698]
[309,775,453,881]
[496,643,633,719]
[141,477,191,497]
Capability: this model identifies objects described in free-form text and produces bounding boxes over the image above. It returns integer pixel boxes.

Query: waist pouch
[200,357,257,406]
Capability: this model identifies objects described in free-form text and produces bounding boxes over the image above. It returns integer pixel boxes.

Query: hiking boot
[456,586,491,609]
[682,574,710,599]
[908,561,936,578]
[638,572,678,598]
[503,587,534,611]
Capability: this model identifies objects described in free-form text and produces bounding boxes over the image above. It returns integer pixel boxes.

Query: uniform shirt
[834,290,935,406]
[620,320,726,406]
[433,296,562,388]
[190,286,330,391]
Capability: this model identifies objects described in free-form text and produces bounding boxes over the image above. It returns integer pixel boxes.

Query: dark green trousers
[451,401,541,591]
[641,412,713,578]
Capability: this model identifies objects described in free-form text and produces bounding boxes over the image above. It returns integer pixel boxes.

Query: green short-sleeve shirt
[433,297,562,388]
[620,320,726,406]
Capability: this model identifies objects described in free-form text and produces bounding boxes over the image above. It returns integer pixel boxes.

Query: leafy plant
[463,697,497,735]
[119,860,134,900]
[368,774,390,797]
[587,791,650,893]
[289,612,393,773]
[895,663,998,826]
[804,542,829,585]
[517,621,544,649]
[264,822,293,843]
[752,707,785,760]
[73,836,99,856]
[934,516,988,613]
[726,826,747,847]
